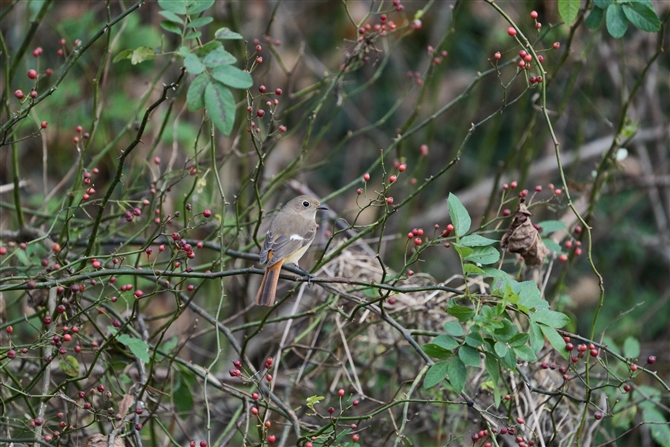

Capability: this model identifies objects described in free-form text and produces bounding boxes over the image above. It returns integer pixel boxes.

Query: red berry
[203,209,211,218]
[7,349,16,359]
[259,85,266,93]
[503,209,511,216]
[14,90,24,99]
[648,355,656,364]
[508,27,517,36]
[517,417,524,425]
[553,42,560,49]
[398,164,406,172]
[278,125,287,132]
[352,434,360,442]
[413,237,422,246]
[574,247,582,256]
[623,384,631,393]
[590,349,598,357]
[565,343,574,351]
[27,69,38,79]
[353,400,359,406]
[328,407,335,414]
[630,364,638,371]
[559,254,568,262]
[251,407,258,415]
[494,51,501,60]
[389,175,397,183]
[267,435,276,444]
[420,144,428,156]
[363,173,370,181]
[338,389,345,397]
[275,88,282,95]
[134,290,144,298]
[530,10,538,19]
[594,411,603,420]
[505,394,511,400]
[256,109,265,117]
[266,374,272,381]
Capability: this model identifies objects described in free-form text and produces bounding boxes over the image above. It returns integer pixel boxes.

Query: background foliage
[1,0,669,446]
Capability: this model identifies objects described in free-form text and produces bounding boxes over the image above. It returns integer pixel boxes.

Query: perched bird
[255,195,327,306]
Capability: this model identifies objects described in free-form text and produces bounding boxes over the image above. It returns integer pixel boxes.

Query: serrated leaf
[205,82,236,135]
[113,49,134,63]
[539,324,569,360]
[211,64,252,89]
[215,27,244,40]
[447,303,475,322]
[593,0,613,7]
[464,246,500,265]
[586,6,605,29]
[606,4,628,38]
[433,334,460,350]
[187,0,215,14]
[159,10,183,23]
[447,357,467,393]
[538,220,566,236]
[184,31,202,40]
[444,321,464,336]
[158,0,188,14]
[184,53,206,74]
[531,309,570,328]
[59,355,79,377]
[494,341,508,358]
[559,0,580,25]
[461,234,498,247]
[160,20,182,34]
[447,193,471,237]
[202,47,237,67]
[187,73,210,111]
[422,343,453,359]
[514,345,538,362]
[622,336,640,358]
[116,334,150,363]
[623,3,661,32]
[459,345,481,367]
[131,47,156,65]
[187,16,213,28]
[424,361,449,389]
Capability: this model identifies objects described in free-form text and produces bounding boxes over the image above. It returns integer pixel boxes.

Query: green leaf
[514,281,548,310]
[424,361,449,389]
[447,303,475,322]
[483,267,514,291]
[485,353,501,407]
[543,238,563,254]
[422,343,453,359]
[463,264,487,276]
[184,31,202,40]
[59,355,79,377]
[113,49,134,63]
[538,220,566,236]
[202,47,237,67]
[509,333,529,348]
[215,27,244,40]
[502,348,517,369]
[531,309,570,328]
[593,0,613,7]
[447,357,467,393]
[464,331,484,347]
[529,321,544,352]
[539,324,569,360]
[452,244,474,259]
[494,319,518,342]
[196,40,223,57]
[447,193,471,237]
[158,0,188,14]
[187,73,210,111]
[305,395,324,412]
[461,234,498,247]
[158,10,183,23]
[211,64,253,89]
[459,345,481,367]
[622,336,640,358]
[160,20,182,34]
[184,53,206,74]
[586,6,605,29]
[174,375,193,414]
[494,341,508,358]
[641,405,670,446]
[116,334,150,363]
[444,321,464,336]
[131,47,156,65]
[464,246,500,265]
[558,0,580,25]
[205,82,236,136]
[623,3,661,32]
[513,345,538,362]
[186,17,213,28]
[606,4,629,38]
[433,334,460,350]
[187,0,215,14]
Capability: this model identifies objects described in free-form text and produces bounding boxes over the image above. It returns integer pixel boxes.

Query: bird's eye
[302,201,310,207]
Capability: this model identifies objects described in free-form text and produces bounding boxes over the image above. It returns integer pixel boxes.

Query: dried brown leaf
[501,199,549,266]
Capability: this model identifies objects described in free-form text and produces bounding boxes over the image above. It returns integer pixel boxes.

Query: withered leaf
[500,199,549,266]
[83,434,126,447]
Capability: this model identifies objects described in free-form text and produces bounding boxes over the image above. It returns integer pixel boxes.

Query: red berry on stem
[494,51,501,60]
[363,173,370,181]
[14,90,24,99]
[508,27,517,36]
[648,355,656,364]
[530,10,538,19]
[27,69,38,79]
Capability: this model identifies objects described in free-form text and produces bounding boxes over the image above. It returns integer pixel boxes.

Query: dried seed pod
[500,199,549,266]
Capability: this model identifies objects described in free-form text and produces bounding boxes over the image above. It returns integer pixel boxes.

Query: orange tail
[255,260,283,306]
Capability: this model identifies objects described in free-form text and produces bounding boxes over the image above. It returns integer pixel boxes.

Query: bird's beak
[317,204,328,210]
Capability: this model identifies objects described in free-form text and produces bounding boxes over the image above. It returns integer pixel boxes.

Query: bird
[255,195,327,306]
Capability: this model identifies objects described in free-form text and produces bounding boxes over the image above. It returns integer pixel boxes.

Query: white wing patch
[290,234,304,241]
